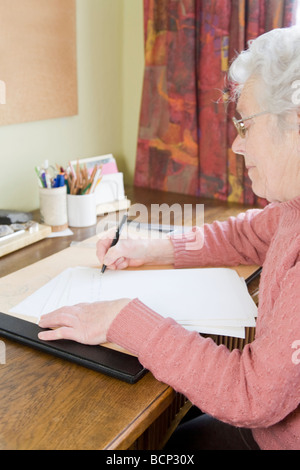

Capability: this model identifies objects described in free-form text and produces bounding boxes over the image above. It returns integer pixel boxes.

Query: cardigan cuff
[107,298,166,356]
[170,227,206,268]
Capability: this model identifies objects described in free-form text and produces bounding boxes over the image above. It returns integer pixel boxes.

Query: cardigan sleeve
[107,262,300,429]
[170,204,281,268]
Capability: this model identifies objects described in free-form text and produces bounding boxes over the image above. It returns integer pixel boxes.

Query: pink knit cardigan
[108,196,300,450]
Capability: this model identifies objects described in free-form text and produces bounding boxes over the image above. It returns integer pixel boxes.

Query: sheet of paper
[10,267,103,319]
[10,266,257,338]
[183,324,246,338]
[47,228,74,238]
[100,268,257,327]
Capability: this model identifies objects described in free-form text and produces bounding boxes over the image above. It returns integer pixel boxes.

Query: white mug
[67,193,97,227]
[39,186,68,231]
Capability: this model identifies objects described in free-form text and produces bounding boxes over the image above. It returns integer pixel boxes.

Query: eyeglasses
[232,111,268,138]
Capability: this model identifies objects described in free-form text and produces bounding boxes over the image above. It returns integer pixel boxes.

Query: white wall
[121,0,144,184]
[0,0,144,211]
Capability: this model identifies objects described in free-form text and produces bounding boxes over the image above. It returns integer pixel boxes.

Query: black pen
[101,213,128,274]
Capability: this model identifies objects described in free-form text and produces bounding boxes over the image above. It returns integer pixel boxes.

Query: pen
[34,166,45,188]
[101,213,128,274]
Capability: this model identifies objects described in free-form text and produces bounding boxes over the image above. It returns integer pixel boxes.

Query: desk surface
[0,186,259,450]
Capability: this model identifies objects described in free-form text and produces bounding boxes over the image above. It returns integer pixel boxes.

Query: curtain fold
[134,0,296,206]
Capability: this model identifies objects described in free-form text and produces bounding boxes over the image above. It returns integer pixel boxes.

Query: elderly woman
[38,27,300,450]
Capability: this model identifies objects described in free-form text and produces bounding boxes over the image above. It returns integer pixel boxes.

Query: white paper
[10,267,103,319]
[47,228,74,238]
[100,269,257,327]
[10,267,257,338]
[95,173,125,204]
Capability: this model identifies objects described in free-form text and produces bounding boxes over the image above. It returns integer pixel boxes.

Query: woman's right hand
[96,229,175,271]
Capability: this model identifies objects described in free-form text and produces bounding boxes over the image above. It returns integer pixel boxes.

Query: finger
[96,227,118,246]
[96,243,110,265]
[103,244,127,267]
[96,233,116,264]
[114,257,128,270]
[38,311,74,329]
[38,326,75,342]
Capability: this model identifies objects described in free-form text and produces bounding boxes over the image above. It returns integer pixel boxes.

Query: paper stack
[10,266,257,339]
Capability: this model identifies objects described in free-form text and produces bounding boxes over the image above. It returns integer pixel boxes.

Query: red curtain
[134,0,296,206]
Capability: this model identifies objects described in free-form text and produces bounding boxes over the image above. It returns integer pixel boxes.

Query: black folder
[0,267,261,384]
[0,312,147,384]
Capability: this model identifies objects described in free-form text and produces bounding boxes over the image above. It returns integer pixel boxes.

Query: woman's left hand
[38,298,131,345]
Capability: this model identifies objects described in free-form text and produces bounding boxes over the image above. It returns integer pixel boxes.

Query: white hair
[229,26,300,118]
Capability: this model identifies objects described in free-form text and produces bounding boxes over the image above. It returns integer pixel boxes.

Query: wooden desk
[0,186,259,450]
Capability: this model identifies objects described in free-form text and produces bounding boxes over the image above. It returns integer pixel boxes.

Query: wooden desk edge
[106,384,173,450]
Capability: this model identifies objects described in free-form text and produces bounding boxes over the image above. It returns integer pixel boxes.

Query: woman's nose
[232,134,246,156]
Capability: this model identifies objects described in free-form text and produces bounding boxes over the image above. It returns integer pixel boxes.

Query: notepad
[10,267,257,339]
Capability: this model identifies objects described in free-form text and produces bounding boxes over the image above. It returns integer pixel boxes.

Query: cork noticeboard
[0,0,78,126]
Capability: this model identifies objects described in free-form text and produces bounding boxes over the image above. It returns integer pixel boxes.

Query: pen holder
[67,193,97,228]
[39,186,68,232]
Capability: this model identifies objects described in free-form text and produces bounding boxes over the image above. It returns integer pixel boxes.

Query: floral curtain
[134,0,296,206]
